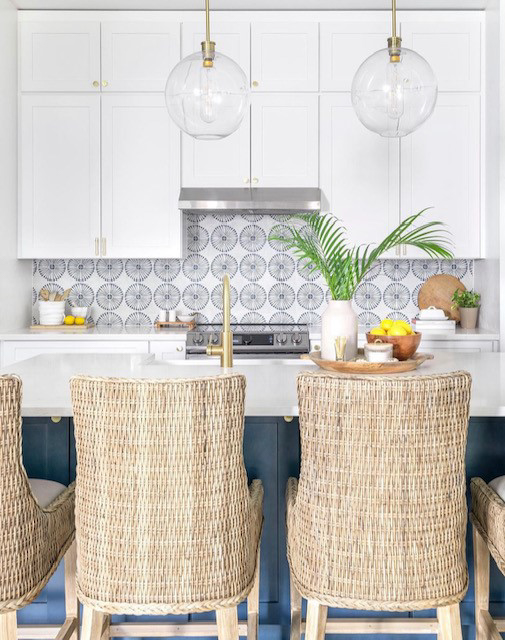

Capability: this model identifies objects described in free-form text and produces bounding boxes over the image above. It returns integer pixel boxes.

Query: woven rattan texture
[471,477,505,576]
[287,371,472,611]
[0,375,75,612]
[70,373,263,615]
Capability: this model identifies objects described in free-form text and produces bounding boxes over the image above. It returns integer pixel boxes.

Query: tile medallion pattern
[32,213,474,329]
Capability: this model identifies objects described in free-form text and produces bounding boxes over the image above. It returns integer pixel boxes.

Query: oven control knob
[210,333,219,345]
[276,333,287,345]
[193,333,204,345]
[243,335,252,345]
[292,333,302,345]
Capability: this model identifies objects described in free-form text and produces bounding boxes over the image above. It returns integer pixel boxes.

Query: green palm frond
[270,209,453,300]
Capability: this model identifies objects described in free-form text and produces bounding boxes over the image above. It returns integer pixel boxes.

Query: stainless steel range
[186,323,310,359]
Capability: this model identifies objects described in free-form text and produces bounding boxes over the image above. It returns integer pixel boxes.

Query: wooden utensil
[301,351,434,374]
[418,274,466,321]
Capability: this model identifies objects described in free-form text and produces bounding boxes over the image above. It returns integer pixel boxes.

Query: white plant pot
[39,300,66,326]
[321,300,358,361]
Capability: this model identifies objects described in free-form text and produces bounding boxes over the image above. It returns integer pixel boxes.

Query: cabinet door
[251,94,318,188]
[101,94,182,258]
[1,341,150,366]
[400,16,481,92]
[320,21,391,91]
[101,21,180,92]
[150,341,186,360]
[320,94,399,249]
[19,94,101,258]
[20,21,100,92]
[401,93,481,258]
[251,22,319,91]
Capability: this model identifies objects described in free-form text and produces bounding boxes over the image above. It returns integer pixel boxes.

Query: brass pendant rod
[205,0,211,45]
[391,0,397,39]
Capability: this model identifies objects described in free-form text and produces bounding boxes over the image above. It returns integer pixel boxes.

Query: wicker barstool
[70,373,263,640]
[287,371,472,640]
[470,477,505,639]
[0,375,76,640]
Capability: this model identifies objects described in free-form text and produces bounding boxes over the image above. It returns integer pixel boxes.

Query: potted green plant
[272,210,452,360]
[451,289,480,329]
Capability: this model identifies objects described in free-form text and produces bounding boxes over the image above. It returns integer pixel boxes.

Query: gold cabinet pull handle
[102,237,106,256]
[95,238,99,256]
[92,80,99,88]
[102,80,108,87]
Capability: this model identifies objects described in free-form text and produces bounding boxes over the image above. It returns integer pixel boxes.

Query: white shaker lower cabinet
[320,94,399,251]
[150,341,186,361]
[251,94,318,188]
[401,93,481,258]
[101,94,182,258]
[19,94,101,258]
[0,341,149,367]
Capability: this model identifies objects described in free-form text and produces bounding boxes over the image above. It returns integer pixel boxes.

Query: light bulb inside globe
[351,44,438,138]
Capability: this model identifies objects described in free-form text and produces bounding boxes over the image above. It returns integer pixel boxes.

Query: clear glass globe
[351,46,437,138]
[165,50,250,140]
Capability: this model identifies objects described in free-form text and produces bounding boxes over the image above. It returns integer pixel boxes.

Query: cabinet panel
[150,341,186,360]
[20,21,100,92]
[1,341,149,366]
[400,18,481,91]
[251,94,318,188]
[401,93,481,258]
[101,22,180,92]
[19,94,101,258]
[320,21,390,91]
[320,94,399,250]
[182,21,250,80]
[251,22,319,91]
[101,94,182,258]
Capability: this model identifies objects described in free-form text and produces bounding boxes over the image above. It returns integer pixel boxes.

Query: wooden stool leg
[101,615,111,640]
[216,607,239,640]
[289,572,302,640]
[473,525,496,640]
[305,599,327,640]
[247,549,260,640]
[81,606,105,640]
[437,604,462,640]
[0,612,17,640]
[65,541,79,640]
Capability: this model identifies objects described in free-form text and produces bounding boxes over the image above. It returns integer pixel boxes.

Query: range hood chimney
[178,187,321,212]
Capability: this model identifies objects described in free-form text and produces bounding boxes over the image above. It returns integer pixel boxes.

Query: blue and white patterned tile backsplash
[32,213,473,329]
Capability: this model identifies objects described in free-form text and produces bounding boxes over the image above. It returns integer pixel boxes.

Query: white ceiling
[12,0,491,9]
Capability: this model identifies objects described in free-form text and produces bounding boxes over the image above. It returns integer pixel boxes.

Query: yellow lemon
[369,327,387,336]
[388,325,408,337]
[64,315,75,325]
[74,317,85,325]
[393,320,413,335]
[380,318,394,331]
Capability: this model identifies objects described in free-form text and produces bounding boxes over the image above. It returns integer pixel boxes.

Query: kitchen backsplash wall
[32,213,474,329]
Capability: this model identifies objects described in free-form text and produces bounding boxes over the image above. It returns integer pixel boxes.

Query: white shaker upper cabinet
[20,21,100,92]
[181,21,251,188]
[320,21,391,91]
[399,14,481,91]
[251,94,318,188]
[101,22,180,92]
[320,94,399,251]
[101,94,181,258]
[19,94,100,258]
[251,22,319,91]
[401,93,481,258]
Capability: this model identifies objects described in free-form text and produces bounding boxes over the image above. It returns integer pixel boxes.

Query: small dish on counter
[302,350,433,374]
[366,331,421,361]
[177,313,195,323]
[364,341,394,363]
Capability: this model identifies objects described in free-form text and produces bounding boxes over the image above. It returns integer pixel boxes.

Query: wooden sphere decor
[366,332,422,361]
[418,274,466,321]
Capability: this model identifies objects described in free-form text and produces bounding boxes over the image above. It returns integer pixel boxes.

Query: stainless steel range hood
[178,187,321,212]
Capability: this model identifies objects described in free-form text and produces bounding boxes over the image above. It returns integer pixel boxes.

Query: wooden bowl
[366,332,422,361]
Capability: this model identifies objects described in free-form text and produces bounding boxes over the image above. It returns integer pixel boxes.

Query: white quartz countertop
[1,351,504,418]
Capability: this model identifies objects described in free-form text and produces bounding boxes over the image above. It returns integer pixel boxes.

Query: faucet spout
[206,274,233,367]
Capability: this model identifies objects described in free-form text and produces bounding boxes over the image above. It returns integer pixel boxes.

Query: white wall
[0,0,31,331]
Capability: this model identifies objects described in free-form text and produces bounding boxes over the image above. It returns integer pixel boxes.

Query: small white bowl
[177,314,195,323]
[71,306,88,319]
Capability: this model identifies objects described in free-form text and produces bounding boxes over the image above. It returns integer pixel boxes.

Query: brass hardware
[284,416,294,423]
[200,0,216,68]
[252,177,259,184]
[102,237,106,256]
[252,81,259,88]
[313,344,321,351]
[51,416,62,423]
[244,177,250,184]
[206,274,233,368]
[387,0,402,62]
[92,80,99,88]
[95,238,99,256]
[102,80,108,87]
[176,346,183,352]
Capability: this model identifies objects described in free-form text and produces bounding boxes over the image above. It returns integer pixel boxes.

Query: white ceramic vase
[39,300,66,326]
[321,300,358,361]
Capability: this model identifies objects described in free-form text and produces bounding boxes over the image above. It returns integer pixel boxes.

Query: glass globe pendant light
[351,0,437,138]
[165,0,249,140]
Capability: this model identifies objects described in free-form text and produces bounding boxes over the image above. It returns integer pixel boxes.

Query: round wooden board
[303,351,434,374]
[418,274,466,321]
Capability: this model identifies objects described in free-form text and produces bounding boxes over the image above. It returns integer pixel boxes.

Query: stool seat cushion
[29,479,67,508]
[489,475,505,502]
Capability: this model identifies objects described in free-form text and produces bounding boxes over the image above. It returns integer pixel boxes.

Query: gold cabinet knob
[51,416,62,423]
[244,177,250,184]
[252,177,259,184]
[252,81,259,88]
[176,346,183,352]
[284,416,294,423]
[92,80,99,88]
[313,344,321,351]
[102,80,108,87]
